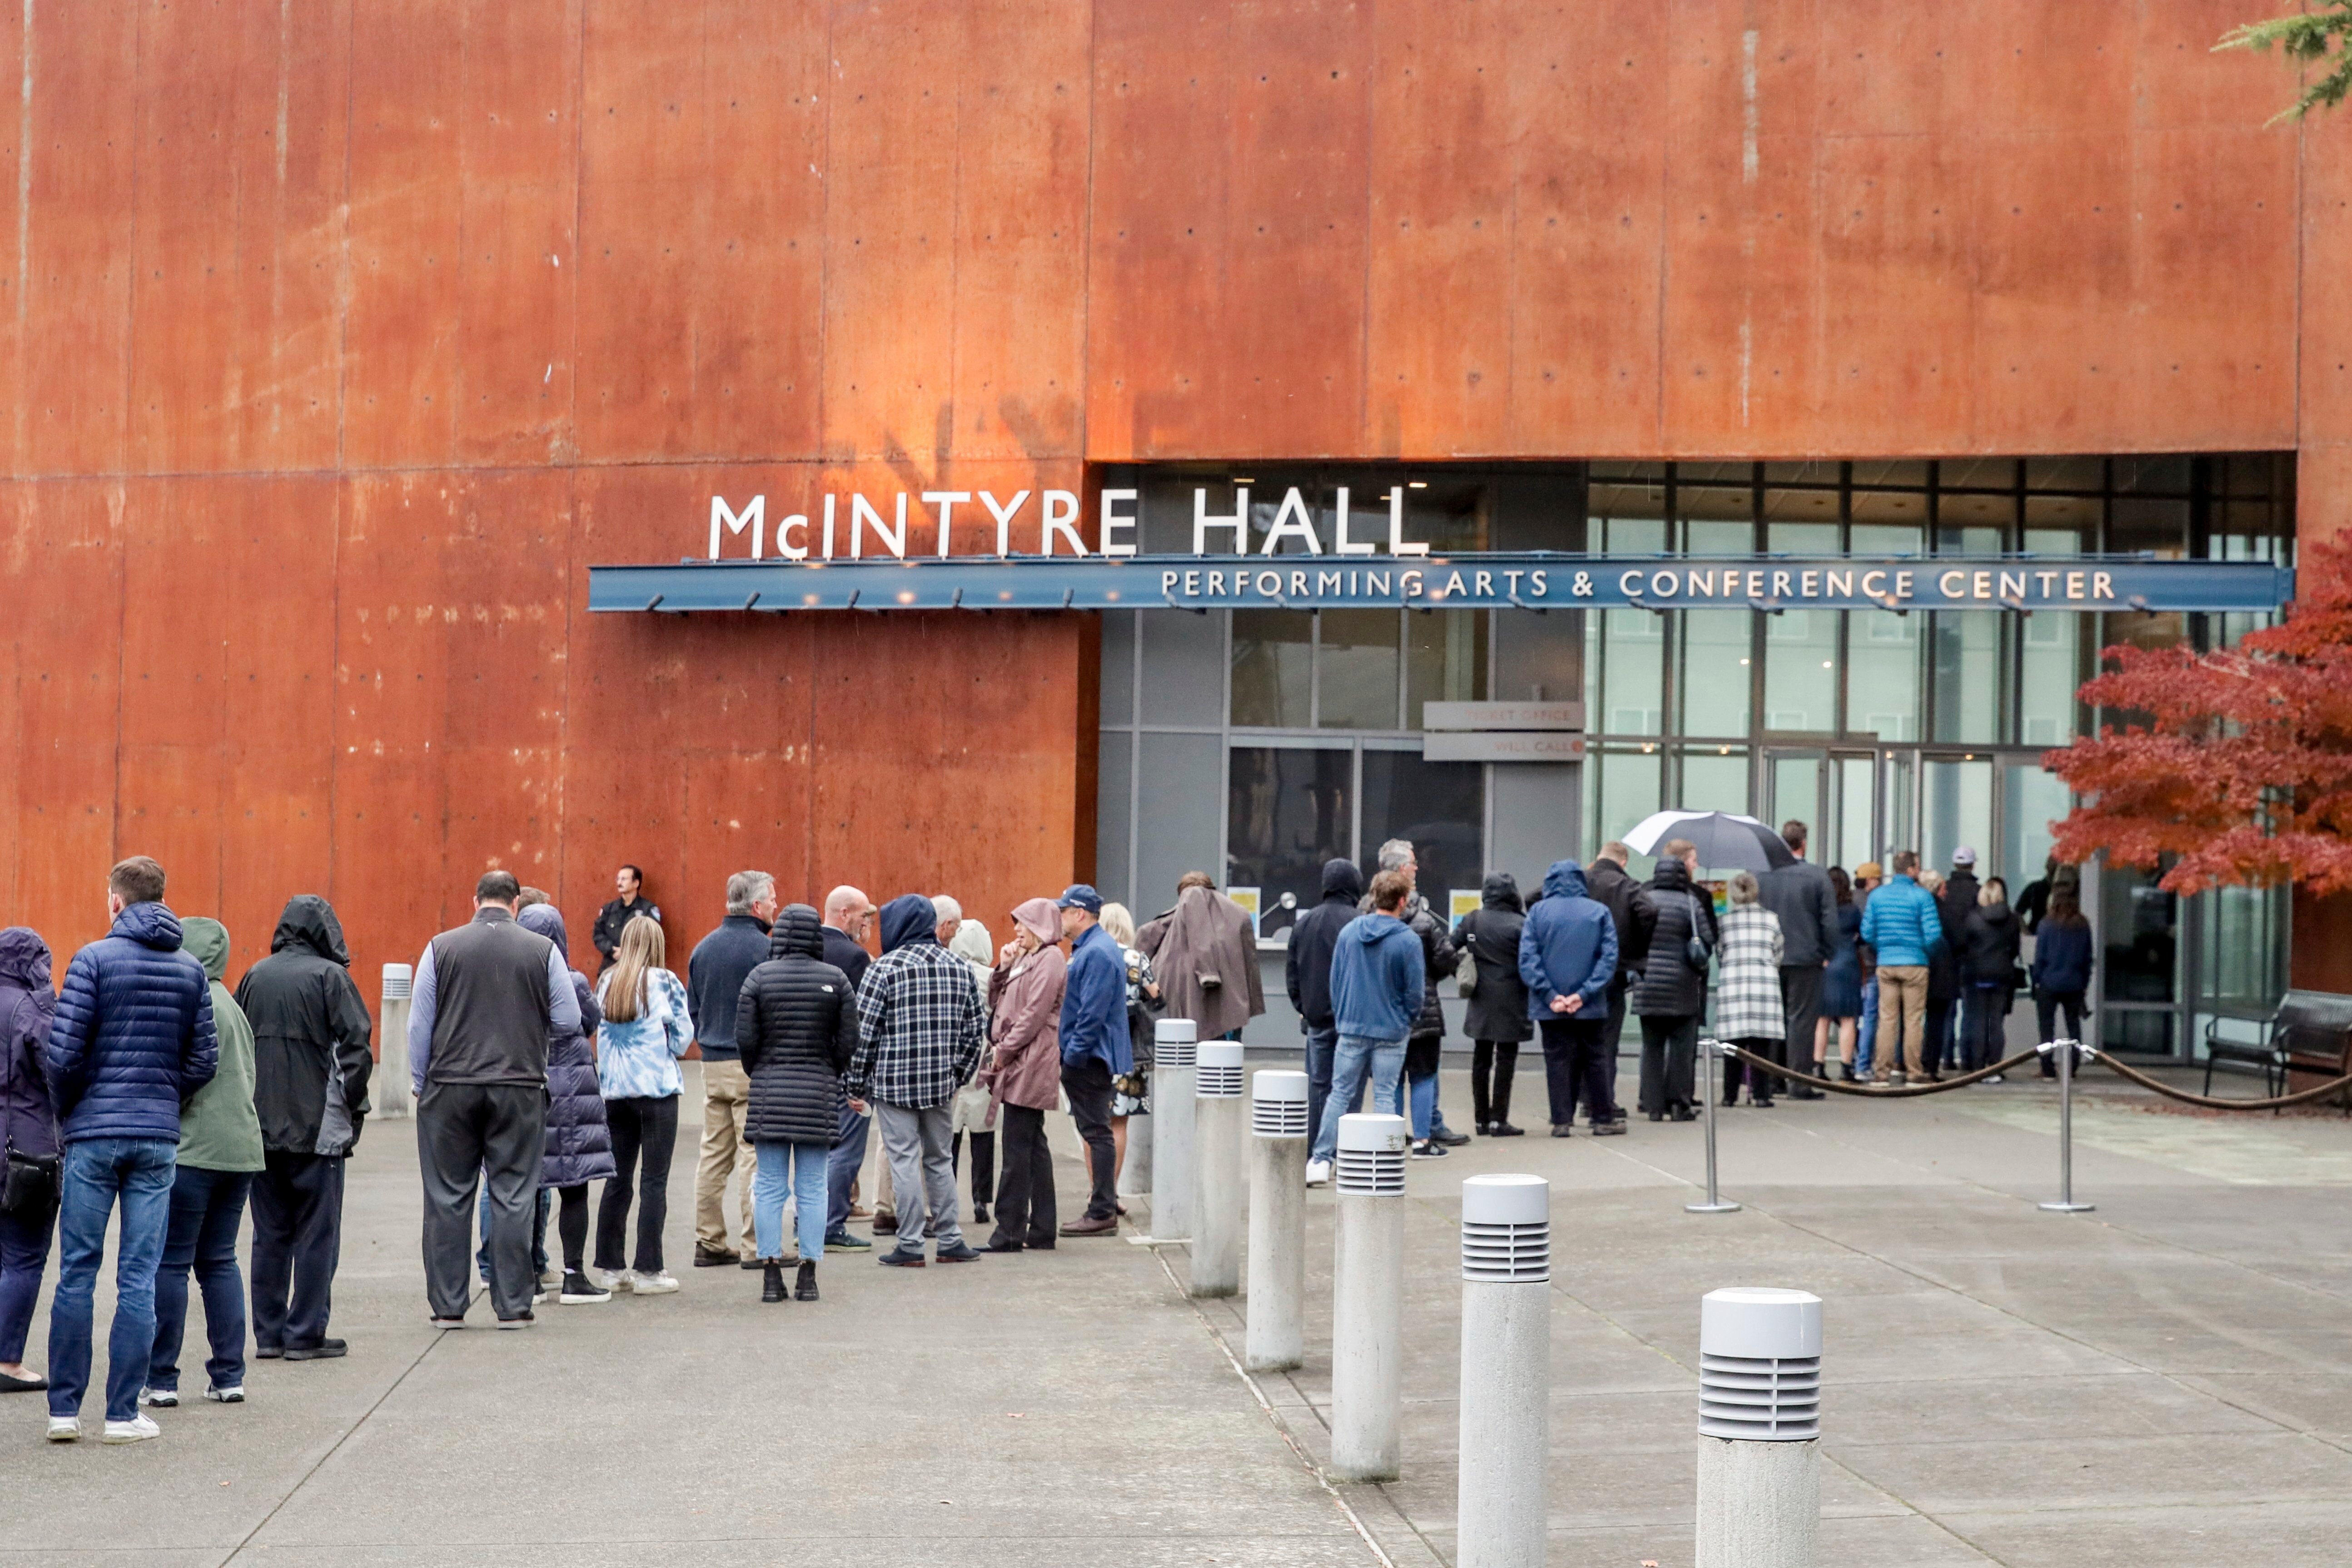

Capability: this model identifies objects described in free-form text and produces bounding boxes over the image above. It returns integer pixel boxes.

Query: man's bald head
[823,885,872,936]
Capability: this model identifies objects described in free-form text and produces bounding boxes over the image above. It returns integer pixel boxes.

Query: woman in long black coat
[1631,850,1718,1122]
[517,904,617,1306]
[1453,872,1532,1136]
[736,904,860,1302]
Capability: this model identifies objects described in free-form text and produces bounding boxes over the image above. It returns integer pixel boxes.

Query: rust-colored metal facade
[0,1,2338,996]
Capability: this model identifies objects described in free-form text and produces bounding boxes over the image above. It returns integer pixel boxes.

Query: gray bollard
[1686,1038,1740,1214]
[2038,1036,2094,1214]
[377,963,414,1120]
[1458,1174,1551,1568]
[1246,1069,1310,1371]
[1696,1287,1822,1568]
[1116,1095,1154,1200]
[1330,1111,1409,1482]
[1188,1040,1247,1298]
[1150,1019,1198,1242]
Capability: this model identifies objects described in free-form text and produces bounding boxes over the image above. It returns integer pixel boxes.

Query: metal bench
[2203,989,2352,1113]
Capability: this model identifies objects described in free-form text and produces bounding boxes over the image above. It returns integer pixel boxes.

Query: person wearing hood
[686,871,778,1270]
[234,895,372,1361]
[1517,862,1621,1136]
[1139,873,1267,1042]
[517,903,616,1305]
[143,917,264,1409]
[1454,872,1532,1137]
[1305,871,1424,1182]
[736,904,861,1303]
[846,894,987,1266]
[0,928,60,1396]
[980,898,1068,1252]
[593,913,695,1294]
[1285,858,1364,1149]
[1958,878,2023,1076]
[43,856,217,1444]
[937,897,999,1231]
[1630,841,1715,1123]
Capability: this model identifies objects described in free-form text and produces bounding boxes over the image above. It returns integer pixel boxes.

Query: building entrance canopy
[590,553,2292,615]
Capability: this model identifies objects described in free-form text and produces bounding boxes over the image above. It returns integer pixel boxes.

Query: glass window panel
[1677,748,1751,821]
[1999,762,2070,891]
[1225,746,1353,919]
[1137,730,1228,916]
[1406,608,1488,729]
[1938,491,2015,535]
[2024,495,2098,549]
[1591,606,1664,736]
[2220,453,2280,498]
[1396,479,1489,553]
[1095,731,1134,908]
[2199,883,2289,1016]
[1845,610,1920,741]
[1763,489,1839,526]
[1939,458,2018,491]
[2114,456,2193,494]
[1360,751,1484,912]
[1930,612,2000,743]
[1318,608,1401,730]
[1764,462,1841,484]
[1589,484,1668,549]
[2026,457,2104,492]
[2018,610,2082,747]
[1589,748,1664,869]
[1770,755,1822,833]
[2103,610,2187,655]
[1229,609,1313,727]
[1922,758,1994,876]
[1849,493,1929,535]
[1764,607,1838,732]
[1139,603,1228,727]
[2101,861,2178,1007]
[1677,485,1755,544]
[1679,609,1752,738]
[2104,1009,2178,1053]
[2109,497,2188,558]
[1887,753,1915,862]
[1852,459,1929,487]
[1590,461,1668,481]
[1099,609,1136,727]
[1675,461,1754,487]
[1833,756,1876,873]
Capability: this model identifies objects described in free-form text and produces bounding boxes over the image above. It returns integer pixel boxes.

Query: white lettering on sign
[711,495,764,560]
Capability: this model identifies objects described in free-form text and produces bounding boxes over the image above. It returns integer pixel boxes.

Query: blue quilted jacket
[45,901,218,1144]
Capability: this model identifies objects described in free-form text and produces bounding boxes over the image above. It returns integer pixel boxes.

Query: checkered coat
[1712,904,1786,1041]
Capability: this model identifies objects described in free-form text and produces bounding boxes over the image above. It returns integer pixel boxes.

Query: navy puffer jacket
[46,901,217,1144]
[736,904,860,1145]
[0,928,59,1161]
[518,905,615,1189]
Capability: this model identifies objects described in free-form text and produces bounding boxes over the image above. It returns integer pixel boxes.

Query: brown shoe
[1059,1215,1119,1238]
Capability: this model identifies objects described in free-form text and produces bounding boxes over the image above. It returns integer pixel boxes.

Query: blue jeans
[826,1103,870,1237]
[1408,1070,1439,1140]
[149,1166,252,1393]
[49,1138,176,1421]
[1310,1036,1405,1165]
[1302,1023,1338,1155]
[1856,979,1880,1075]
[0,1206,55,1364]
[752,1140,829,1261]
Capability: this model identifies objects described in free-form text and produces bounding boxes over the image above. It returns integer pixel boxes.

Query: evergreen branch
[2218,6,2352,122]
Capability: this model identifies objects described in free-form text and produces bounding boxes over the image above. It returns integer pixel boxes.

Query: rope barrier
[2087,1050,2352,1112]
[1721,1043,2044,1097]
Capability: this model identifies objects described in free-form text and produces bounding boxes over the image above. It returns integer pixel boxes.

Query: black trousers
[1060,1058,1119,1221]
[418,1082,547,1323]
[1471,1040,1519,1127]
[1637,1015,1699,1115]
[597,1095,681,1274]
[1604,979,1632,1095]
[1540,1018,1615,1126]
[990,1105,1057,1246]
[2035,989,2086,1075]
[951,1129,996,1211]
[552,1182,591,1273]
[1723,1036,1784,1104]
[1780,964,1825,1065]
[250,1150,345,1351]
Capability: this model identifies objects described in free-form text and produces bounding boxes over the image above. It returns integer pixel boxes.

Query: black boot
[761,1261,787,1303]
[795,1259,818,1301]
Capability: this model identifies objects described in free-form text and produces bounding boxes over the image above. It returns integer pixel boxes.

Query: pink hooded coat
[983,898,1067,1111]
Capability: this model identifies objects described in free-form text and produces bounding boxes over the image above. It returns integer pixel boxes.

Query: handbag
[1455,942,1479,996]
[1682,892,1714,972]
[1,1143,59,1222]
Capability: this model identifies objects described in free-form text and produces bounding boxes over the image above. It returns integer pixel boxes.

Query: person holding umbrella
[1629,839,1717,1121]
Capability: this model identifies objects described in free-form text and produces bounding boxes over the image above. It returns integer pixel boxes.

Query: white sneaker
[101,1414,160,1445]
[204,1386,244,1404]
[139,1387,177,1408]
[531,1288,548,1305]
[631,1270,679,1295]
[45,1417,80,1443]
[1303,1159,1332,1188]
[596,1267,634,1293]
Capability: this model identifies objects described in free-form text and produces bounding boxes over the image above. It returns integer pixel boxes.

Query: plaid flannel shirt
[846,940,985,1109]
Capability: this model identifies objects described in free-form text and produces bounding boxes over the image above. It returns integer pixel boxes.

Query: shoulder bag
[1682,892,1714,972]
[1,1142,57,1222]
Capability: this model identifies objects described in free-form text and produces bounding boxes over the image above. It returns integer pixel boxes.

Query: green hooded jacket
[177,917,265,1172]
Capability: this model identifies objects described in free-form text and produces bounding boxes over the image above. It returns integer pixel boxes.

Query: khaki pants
[694,1059,756,1256]
[1875,966,1930,1081]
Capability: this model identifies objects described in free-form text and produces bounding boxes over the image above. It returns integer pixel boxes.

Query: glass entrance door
[1765,751,1826,840]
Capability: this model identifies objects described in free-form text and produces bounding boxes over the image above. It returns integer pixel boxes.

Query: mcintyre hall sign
[583,486,2295,615]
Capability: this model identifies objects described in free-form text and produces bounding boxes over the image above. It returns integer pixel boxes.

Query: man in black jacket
[235,896,372,1361]
[687,871,777,1269]
[1283,858,1362,1158]
[819,886,877,1249]
[591,865,661,974]
[1584,842,1656,1108]
[1759,821,1840,1100]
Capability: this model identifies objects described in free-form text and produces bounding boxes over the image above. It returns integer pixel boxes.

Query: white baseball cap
[1952,846,1978,866]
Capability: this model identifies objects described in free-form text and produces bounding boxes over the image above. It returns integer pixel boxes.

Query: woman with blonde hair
[1714,872,1786,1108]
[1097,903,1163,1196]
[592,916,694,1294]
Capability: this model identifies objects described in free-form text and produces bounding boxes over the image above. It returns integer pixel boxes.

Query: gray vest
[427,910,553,1087]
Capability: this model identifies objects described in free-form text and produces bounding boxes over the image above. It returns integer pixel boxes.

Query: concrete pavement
[8,1061,2352,1566]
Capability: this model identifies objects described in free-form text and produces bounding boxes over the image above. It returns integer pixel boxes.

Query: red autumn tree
[2044,538,2352,896]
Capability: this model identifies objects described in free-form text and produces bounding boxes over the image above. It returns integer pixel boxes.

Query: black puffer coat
[736,904,860,1145]
[1631,858,1718,1019]
[518,905,615,1189]
[1454,873,1532,1044]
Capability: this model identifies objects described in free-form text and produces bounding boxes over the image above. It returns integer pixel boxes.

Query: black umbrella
[1622,810,1797,872]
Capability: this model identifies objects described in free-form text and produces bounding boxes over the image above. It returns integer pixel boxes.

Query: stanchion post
[1457,1174,1550,1568]
[1150,1019,1198,1242]
[1189,1040,1246,1298]
[1330,1112,1408,1482]
[377,964,413,1121]
[1246,1069,1309,1371]
[2038,1036,2094,1214]
[1696,1287,1821,1568]
[1687,1039,1741,1215]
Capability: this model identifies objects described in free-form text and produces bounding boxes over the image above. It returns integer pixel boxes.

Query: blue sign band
[588,553,2294,614]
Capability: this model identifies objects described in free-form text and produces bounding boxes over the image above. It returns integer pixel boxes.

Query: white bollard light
[1188,1040,1247,1298]
[377,963,414,1120]
[1696,1287,1822,1568]
[1330,1111,1409,1482]
[1117,1089,1154,1200]
[1247,1069,1310,1371]
[1457,1174,1551,1568]
[1151,1019,1198,1241]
